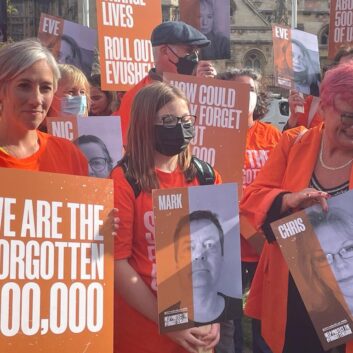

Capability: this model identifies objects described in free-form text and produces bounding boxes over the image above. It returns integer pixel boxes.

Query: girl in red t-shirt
[112,82,221,353]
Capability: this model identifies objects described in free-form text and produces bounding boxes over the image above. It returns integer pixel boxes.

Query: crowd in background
[0,11,353,353]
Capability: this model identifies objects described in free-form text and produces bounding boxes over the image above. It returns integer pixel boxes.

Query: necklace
[319,138,353,171]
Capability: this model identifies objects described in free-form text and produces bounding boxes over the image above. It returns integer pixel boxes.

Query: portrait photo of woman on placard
[199,0,231,60]
[286,29,321,96]
[74,134,113,178]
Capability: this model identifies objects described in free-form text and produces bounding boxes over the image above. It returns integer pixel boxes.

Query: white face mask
[61,95,87,116]
[249,91,257,114]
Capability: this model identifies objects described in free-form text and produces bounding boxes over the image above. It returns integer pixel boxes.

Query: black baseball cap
[151,21,210,48]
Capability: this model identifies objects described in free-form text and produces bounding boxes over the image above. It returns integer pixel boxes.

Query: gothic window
[243,49,266,72]
[319,25,329,45]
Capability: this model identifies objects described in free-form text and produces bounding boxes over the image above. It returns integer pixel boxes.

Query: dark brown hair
[217,68,269,120]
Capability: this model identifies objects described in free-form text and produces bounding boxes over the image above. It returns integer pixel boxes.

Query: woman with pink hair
[241,63,353,353]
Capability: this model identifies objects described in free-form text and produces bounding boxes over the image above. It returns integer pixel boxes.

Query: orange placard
[96,0,162,91]
[239,214,265,255]
[0,168,114,353]
[164,73,248,186]
[47,115,79,141]
[328,0,353,59]
[38,13,64,57]
[272,24,293,90]
[179,0,200,29]
[271,190,353,350]
[272,24,321,96]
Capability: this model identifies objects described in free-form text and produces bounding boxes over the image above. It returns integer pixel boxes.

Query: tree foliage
[7,0,18,15]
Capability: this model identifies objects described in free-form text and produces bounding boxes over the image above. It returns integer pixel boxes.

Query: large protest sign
[47,116,123,178]
[96,0,162,91]
[38,13,97,77]
[272,24,321,96]
[153,183,242,333]
[164,73,248,186]
[0,167,114,352]
[271,190,353,350]
[179,0,231,60]
[328,0,353,59]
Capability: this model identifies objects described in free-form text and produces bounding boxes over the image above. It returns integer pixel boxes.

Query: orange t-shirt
[112,165,221,353]
[241,121,282,262]
[114,74,156,146]
[0,131,88,176]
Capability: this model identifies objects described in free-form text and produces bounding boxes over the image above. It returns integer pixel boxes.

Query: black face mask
[168,46,199,75]
[155,124,195,156]
[176,52,198,75]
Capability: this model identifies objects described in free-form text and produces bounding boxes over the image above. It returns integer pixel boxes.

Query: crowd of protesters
[0,15,353,353]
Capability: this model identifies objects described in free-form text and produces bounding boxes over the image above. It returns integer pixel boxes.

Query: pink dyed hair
[320,63,353,110]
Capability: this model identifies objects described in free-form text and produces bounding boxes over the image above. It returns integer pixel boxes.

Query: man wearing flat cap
[116,21,217,145]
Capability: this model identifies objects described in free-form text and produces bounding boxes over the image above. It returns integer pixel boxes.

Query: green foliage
[7,0,18,15]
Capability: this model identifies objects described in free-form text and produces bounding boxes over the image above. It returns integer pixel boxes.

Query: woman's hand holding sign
[100,208,119,237]
[281,188,330,213]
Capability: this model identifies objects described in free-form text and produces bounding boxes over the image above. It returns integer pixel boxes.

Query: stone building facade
[163,0,330,94]
[6,0,330,94]
[7,0,78,41]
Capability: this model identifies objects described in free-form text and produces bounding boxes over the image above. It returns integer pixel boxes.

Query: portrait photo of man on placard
[173,209,241,325]
[304,207,353,317]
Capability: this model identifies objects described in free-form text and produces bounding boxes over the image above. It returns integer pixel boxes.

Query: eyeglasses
[167,45,199,58]
[312,244,353,268]
[89,157,108,172]
[341,112,353,126]
[157,114,197,128]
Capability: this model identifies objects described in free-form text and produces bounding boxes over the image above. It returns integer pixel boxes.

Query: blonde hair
[125,81,196,192]
[58,64,91,112]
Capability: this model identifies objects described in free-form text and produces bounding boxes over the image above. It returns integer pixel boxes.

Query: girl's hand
[202,323,220,349]
[166,324,220,353]
[166,327,207,353]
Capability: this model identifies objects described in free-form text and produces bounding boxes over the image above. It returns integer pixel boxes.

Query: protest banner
[164,72,248,186]
[271,189,353,350]
[328,0,353,59]
[272,24,321,96]
[38,13,97,77]
[96,0,162,91]
[179,0,231,60]
[47,116,123,178]
[153,183,242,333]
[0,167,114,352]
